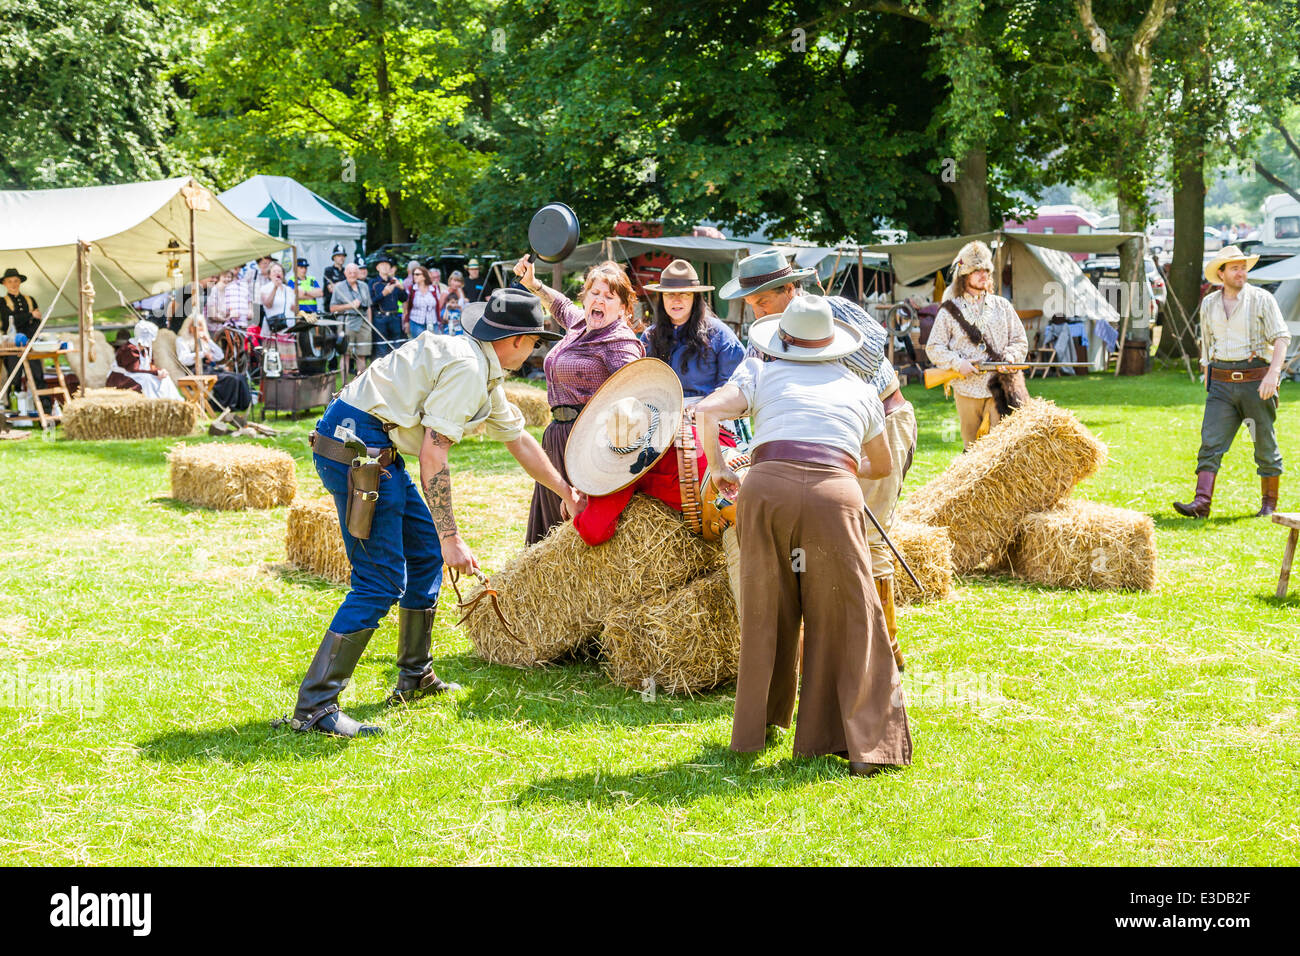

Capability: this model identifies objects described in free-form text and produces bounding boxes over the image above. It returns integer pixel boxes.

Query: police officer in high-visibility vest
[290,258,322,314]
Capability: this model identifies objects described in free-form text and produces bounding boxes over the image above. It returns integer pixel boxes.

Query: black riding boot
[290,628,383,737]
[387,607,462,704]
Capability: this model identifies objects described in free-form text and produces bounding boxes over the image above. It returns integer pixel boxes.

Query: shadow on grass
[1254,592,1300,609]
[444,653,734,731]
[514,744,867,808]
[267,563,348,592]
[136,701,392,764]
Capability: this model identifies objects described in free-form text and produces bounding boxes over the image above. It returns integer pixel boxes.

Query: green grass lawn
[1,369,1297,865]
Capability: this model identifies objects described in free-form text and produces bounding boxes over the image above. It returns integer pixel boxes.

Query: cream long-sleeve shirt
[925,292,1028,399]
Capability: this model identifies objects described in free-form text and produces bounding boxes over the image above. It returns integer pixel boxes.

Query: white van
[1260,193,1300,246]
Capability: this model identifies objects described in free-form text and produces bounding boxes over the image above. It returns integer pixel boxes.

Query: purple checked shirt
[541,289,645,407]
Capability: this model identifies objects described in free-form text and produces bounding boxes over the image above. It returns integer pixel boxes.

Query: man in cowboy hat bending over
[1174,245,1290,518]
[718,249,914,670]
[284,288,582,738]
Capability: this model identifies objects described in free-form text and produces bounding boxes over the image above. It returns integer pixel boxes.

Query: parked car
[1081,255,1165,318]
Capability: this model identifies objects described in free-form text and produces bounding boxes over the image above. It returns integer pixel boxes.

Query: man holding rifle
[925,240,1029,450]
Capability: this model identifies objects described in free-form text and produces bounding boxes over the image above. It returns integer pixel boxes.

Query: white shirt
[728,356,884,460]
[338,332,525,454]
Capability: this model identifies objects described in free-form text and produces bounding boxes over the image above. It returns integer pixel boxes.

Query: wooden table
[0,345,76,429]
[1273,513,1300,598]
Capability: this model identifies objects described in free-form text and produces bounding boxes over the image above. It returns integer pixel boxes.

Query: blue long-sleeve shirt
[641,315,746,398]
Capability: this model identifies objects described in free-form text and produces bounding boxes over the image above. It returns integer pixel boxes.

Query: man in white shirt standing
[1174,245,1291,518]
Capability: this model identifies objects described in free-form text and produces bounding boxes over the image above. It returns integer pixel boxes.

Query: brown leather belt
[309,430,398,467]
[551,404,584,423]
[882,388,907,416]
[752,440,857,474]
[1209,365,1269,383]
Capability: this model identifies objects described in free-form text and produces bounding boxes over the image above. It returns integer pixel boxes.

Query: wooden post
[994,232,1007,296]
[190,203,202,375]
[856,247,865,307]
[76,240,89,398]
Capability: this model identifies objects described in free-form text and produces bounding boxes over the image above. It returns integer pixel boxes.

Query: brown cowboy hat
[643,259,714,294]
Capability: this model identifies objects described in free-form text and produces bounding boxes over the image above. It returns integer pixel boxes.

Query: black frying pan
[528,202,580,263]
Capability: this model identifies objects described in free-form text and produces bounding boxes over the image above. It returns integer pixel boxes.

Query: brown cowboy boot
[1173,471,1216,518]
[1257,476,1280,518]
[387,607,462,704]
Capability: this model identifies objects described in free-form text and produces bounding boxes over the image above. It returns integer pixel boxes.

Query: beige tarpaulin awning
[0,176,288,319]
[867,230,1144,286]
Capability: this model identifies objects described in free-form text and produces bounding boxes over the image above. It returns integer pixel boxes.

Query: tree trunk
[1162,121,1206,361]
[389,202,408,245]
[947,147,991,235]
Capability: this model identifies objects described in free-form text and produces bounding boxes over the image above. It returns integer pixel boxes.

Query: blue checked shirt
[745,294,896,396]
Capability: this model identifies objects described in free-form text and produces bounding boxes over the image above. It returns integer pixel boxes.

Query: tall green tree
[183,0,487,242]
[0,0,184,187]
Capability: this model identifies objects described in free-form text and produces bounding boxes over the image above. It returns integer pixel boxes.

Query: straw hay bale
[168,442,297,510]
[891,520,954,606]
[600,569,738,694]
[504,384,551,428]
[1006,500,1156,591]
[62,387,199,440]
[285,496,350,586]
[465,494,723,667]
[896,398,1107,572]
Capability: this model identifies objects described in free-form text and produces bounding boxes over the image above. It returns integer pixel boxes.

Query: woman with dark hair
[513,254,645,544]
[405,264,440,337]
[642,259,744,405]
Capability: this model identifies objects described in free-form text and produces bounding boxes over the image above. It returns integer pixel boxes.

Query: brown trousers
[731,459,912,764]
[955,393,1000,449]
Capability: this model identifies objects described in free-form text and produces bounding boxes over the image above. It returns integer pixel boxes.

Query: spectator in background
[219,268,255,329]
[405,264,440,337]
[466,259,485,301]
[290,258,323,315]
[441,270,469,335]
[330,261,373,375]
[323,244,348,312]
[356,255,369,283]
[260,262,298,334]
[368,255,407,358]
[135,289,175,330]
[426,264,449,299]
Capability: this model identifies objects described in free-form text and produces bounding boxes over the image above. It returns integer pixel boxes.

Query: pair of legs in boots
[289,402,460,738]
[1174,365,1282,519]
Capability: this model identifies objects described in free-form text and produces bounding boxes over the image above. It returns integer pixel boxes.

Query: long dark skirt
[526,418,574,545]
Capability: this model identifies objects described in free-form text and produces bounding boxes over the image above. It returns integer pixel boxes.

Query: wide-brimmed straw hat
[1204,244,1260,285]
[565,358,684,496]
[718,249,815,299]
[747,294,863,362]
[643,259,714,293]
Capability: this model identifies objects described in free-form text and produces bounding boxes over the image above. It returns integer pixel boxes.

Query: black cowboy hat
[462,288,563,343]
[2,268,27,282]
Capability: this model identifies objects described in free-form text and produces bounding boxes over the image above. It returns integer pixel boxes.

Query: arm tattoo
[423,431,458,537]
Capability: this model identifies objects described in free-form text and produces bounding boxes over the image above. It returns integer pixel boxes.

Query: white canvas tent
[219,175,366,281]
[0,176,289,319]
[0,176,288,390]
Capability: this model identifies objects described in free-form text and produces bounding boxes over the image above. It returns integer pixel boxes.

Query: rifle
[923,362,1080,390]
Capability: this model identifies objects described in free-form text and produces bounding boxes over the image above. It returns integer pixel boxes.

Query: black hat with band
[462,287,564,342]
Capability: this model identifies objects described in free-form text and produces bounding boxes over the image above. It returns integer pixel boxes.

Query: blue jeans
[409,320,426,338]
[371,311,405,360]
[314,400,444,633]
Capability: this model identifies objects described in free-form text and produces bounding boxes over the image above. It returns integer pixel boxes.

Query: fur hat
[952,240,994,277]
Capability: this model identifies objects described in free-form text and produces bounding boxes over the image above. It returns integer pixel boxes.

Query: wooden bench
[1273,512,1300,598]
[177,374,219,417]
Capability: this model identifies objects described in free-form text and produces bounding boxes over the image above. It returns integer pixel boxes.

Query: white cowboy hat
[746,294,863,362]
[1204,244,1260,285]
[565,358,684,496]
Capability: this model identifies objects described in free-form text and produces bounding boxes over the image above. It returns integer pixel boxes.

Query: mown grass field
[1,369,1297,865]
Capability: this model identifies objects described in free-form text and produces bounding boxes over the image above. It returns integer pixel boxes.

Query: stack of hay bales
[890,520,954,606]
[1006,500,1156,592]
[168,442,297,510]
[897,398,1108,572]
[898,398,1155,591]
[503,384,551,428]
[463,495,722,668]
[285,496,351,586]
[62,388,198,440]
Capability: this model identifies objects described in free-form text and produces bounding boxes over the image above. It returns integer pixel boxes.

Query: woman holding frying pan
[513,253,644,544]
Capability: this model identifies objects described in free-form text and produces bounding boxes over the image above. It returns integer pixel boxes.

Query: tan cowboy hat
[565,358,684,496]
[1204,244,1260,285]
[746,294,863,362]
[643,259,714,293]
